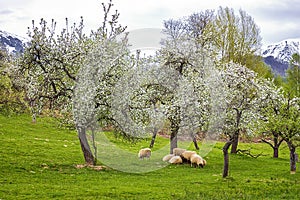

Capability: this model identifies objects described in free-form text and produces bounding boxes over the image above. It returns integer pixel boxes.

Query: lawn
[0,114,299,199]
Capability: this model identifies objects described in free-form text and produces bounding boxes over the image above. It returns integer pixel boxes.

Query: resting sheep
[169,155,183,164]
[138,148,151,159]
[162,154,174,162]
[190,154,207,168]
[173,148,186,156]
[181,150,197,162]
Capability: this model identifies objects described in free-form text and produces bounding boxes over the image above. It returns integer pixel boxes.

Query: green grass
[0,115,300,199]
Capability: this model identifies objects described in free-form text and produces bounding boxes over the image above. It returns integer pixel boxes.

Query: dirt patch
[75,164,108,171]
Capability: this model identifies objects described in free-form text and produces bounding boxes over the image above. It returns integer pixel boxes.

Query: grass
[0,114,300,199]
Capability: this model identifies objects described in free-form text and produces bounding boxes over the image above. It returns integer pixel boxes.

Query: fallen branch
[236,148,266,158]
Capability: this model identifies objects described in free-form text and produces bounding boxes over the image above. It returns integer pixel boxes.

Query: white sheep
[169,155,183,164]
[162,154,175,162]
[173,148,186,156]
[138,148,151,159]
[181,150,197,162]
[190,154,207,168]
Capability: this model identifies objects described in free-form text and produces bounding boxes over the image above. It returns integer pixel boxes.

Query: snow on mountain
[262,38,300,76]
[0,30,27,55]
[262,38,300,63]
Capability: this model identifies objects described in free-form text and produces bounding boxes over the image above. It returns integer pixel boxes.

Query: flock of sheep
[138,147,207,168]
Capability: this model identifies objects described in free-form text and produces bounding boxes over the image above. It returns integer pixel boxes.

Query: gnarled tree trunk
[191,133,199,150]
[287,141,297,174]
[170,121,179,154]
[77,126,96,165]
[230,131,239,154]
[262,133,284,158]
[149,130,157,148]
[223,140,233,178]
[170,130,178,154]
[231,109,242,154]
[273,146,279,158]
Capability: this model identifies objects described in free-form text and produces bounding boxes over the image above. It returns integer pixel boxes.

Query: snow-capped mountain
[0,30,27,55]
[262,38,300,76]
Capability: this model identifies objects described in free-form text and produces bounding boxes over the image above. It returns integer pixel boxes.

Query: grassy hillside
[0,115,299,199]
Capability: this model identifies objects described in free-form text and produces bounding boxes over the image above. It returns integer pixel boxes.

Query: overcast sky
[0,0,300,46]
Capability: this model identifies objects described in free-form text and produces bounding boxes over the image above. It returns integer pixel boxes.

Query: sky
[0,0,300,46]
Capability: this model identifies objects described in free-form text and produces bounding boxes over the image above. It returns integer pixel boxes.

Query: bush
[0,49,28,115]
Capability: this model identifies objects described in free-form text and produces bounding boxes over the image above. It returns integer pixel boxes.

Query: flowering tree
[220,62,265,177]
[19,17,88,123]
[253,81,284,158]
[19,0,128,165]
[156,12,226,154]
[73,27,129,165]
[276,98,300,174]
[260,93,300,173]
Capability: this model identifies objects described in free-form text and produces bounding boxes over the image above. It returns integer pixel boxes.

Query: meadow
[0,115,299,199]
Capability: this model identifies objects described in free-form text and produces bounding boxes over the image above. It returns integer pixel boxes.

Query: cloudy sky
[0,0,299,46]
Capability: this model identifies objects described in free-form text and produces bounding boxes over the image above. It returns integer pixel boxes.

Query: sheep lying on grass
[169,155,183,164]
[162,149,207,168]
[162,154,174,162]
[138,148,151,159]
[190,154,207,168]
[173,148,186,156]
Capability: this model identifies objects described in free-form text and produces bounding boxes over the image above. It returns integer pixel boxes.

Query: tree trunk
[32,113,36,123]
[193,136,199,150]
[273,135,279,158]
[272,133,284,158]
[230,131,239,154]
[287,141,296,174]
[169,118,179,154]
[77,126,95,165]
[149,131,157,148]
[223,140,233,178]
[170,131,178,154]
[230,109,242,154]
[191,133,199,150]
[262,135,283,158]
[273,146,279,158]
[170,127,178,154]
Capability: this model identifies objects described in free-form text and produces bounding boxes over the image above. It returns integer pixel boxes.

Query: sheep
[173,148,186,156]
[169,155,183,164]
[162,154,174,162]
[138,148,151,159]
[190,154,207,168]
[181,150,197,162]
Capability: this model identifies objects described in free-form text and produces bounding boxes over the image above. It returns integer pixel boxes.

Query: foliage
[259,86,299,144]
[245,55,274,79]
[0,49,28,115]
[285,53,300,98]
[211,7,262,67]
[257,80,300,171]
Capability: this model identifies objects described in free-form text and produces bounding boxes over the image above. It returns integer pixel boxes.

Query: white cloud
[0,0,299,45]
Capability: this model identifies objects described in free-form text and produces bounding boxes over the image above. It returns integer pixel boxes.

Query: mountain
[262,38,300,76]
[0,30,27,55]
